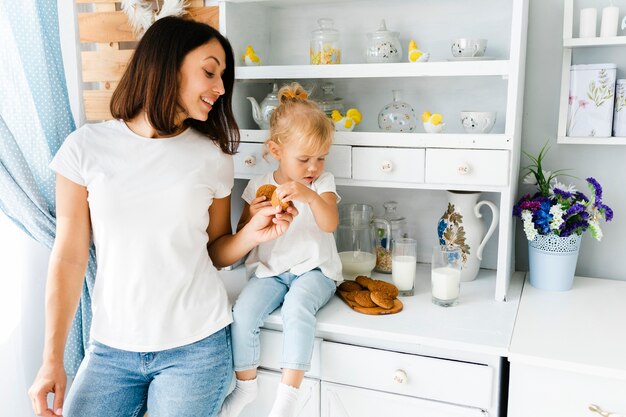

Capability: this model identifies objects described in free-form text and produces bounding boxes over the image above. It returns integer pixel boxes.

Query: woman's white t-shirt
[242,171,343,282]
[49,119,234,352]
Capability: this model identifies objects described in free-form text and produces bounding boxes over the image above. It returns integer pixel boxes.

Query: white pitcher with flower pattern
[437,191,499,282]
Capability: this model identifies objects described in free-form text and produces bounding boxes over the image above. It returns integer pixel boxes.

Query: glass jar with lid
[314,82,344,117]
[310,18,341,65]
[365,19,402,63]
[374,201,408,273]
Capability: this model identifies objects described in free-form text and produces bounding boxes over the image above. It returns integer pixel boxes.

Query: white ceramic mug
[451,38,487,58]
[460,111,496,133]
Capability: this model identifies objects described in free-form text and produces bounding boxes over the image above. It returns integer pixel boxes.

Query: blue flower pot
[528,234,581,291]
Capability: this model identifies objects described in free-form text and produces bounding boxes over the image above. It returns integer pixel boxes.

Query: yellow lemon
[421,111,432,122]
[331,110,343,122]
[345,108,362,124]
[431,114,443,125]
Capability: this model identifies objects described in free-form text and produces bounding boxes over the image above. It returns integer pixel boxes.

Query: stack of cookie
[337,276,401,313]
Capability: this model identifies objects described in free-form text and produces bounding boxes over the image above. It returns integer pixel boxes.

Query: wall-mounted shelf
[557,136,626,145]
[557,0,625,144]
[563,36,626,48]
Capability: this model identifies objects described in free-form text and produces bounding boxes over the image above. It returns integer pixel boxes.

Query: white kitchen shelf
[557,136,626,145]
[223,0,529,302]
[241,129,513,150]
[563,36,626,48]
[557,0,625,144]
[235,61,511,80]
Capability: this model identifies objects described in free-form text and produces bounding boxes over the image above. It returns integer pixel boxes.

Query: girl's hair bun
[278,82,309,103]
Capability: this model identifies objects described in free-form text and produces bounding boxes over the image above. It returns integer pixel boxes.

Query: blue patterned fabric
[0,0,95,376]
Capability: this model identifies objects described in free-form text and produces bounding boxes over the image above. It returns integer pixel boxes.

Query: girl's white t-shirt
[242,171,343,282]
[49,119,234,352]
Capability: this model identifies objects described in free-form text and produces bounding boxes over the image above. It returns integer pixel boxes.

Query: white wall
[516,0,626,280]
[0,212,50,417]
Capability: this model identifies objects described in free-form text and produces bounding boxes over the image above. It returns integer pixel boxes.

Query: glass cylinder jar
[378,90,417,132]
[310,18,341,65]
[365,19,402,63]
[375,201,408,273]
[314,82,345,117]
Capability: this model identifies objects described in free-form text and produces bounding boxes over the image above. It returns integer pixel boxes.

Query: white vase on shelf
[437,191,499,282]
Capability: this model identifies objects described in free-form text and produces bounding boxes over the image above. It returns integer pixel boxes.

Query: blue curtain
[0,0,95,376]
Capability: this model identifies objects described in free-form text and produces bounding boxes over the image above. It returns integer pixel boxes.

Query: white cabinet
[508,363,626,417]
[320,341,494,410]
[220,0,528,300]
[321,382,487,417]
[508,276,626,417]
[557,0,626,145]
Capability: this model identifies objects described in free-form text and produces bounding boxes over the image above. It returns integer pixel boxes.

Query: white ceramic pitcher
[437,191,499,282]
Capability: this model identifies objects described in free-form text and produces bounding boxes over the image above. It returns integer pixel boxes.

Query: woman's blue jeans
[64,326,233,417]
[231,269,336,372]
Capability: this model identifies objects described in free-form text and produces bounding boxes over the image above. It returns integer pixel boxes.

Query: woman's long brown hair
[110,16,239,154]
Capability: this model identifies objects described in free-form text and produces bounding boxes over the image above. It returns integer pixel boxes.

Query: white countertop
[219,264,524,358]
[509,275,626,380]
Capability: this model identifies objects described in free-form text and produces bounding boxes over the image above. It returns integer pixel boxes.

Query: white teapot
[246,83,279,130]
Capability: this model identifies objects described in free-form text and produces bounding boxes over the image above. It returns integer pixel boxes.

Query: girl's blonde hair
[266,82,334,154]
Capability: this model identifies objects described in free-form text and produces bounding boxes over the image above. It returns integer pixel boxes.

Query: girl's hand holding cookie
[275,181,316,205]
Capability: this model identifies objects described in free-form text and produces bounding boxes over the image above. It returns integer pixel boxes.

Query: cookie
[256,184,276,201]
[343,290,358,302]
[355,275,374,288]
[338,280,363,292]
[367,280,399,299]
[270,190,293,212]
[353,290,377,308]
[370,291,395,309]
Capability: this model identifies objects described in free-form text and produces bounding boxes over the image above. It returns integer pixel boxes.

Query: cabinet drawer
[508,363,626,417]
[325,145,351,179]
[235,143,350,180]
[425,149,509,186]
[352,147,425,183]
[234,143,277,177]
[321,381,486,417]
[260,329,322,378]
[320,341,493,410]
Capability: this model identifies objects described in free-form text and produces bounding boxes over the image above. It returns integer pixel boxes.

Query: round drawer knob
[381,160,393,172]
[244,155,256,167]
[392,369,408,384]
[457,163,471,175]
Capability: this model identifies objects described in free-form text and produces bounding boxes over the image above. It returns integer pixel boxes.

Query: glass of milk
[391,238,417,296]
[431,245,462,307]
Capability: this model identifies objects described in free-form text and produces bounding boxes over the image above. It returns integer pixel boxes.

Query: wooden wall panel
[77,1,217,121]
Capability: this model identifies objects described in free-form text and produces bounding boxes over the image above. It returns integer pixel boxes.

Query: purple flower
[586,177,603,205]
[553,188,573,199]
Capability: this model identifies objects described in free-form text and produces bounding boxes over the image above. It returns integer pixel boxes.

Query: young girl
[219,83,343,417]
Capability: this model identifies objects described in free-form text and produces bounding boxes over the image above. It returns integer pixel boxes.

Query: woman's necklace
[121,0,188,36]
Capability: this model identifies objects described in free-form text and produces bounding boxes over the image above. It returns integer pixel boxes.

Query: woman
[28,16,295,417]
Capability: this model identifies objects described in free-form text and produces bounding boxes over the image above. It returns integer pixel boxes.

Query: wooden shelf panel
[240,129,512,150]
[557,136,626,145]
[235,61,511,80]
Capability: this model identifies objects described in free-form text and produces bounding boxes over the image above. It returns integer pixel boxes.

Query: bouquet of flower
[513,144,613,241]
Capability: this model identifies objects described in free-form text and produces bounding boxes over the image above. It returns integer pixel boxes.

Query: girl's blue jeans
[231,269,336,372]
[64,326,233,417]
